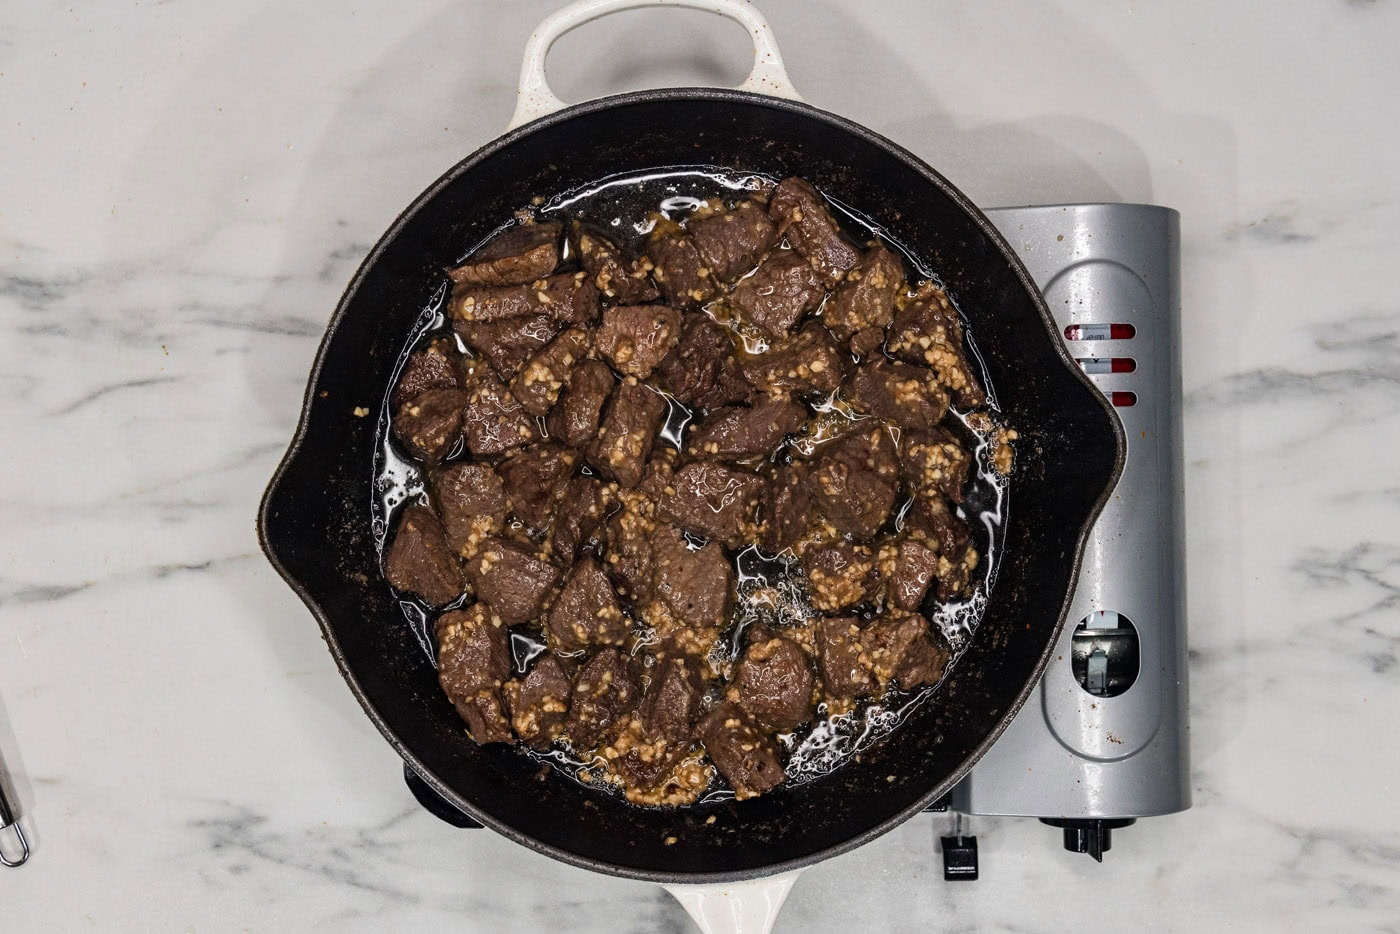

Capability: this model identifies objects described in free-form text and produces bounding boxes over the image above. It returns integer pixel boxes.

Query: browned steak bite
[595,304,683,379]
[646,232,718,309]
[656,315,753,408]
[502,653,572,748]
[566,647,641,748]
[865,611,949,690]
[883,538,941,612]
[657,460,765,548]
[385,504,465,606]
[821,243,904,344]
[546,556,629,653]
[815,615,878,700]
[687,394,806,461]
[392,387,467,465]
[547,358,614,449]
[728,250,826,340]
[497,443,576,534]
[435,604,513,743]
[465,537,562,626]
[549,475,613,565]
[650,525,734,629]
[575,226,660,304]
[904,497,978,600]
[450,271,598,326]
[899,428,972,505]
[843,357,950,432]
[588,378,667,489]
[697,702,785,799]
[454,313,563,380]
[760,464,816,554]
[605,504,657,606]
[803,540,880,613]
[808,426,900,541]
[460,371,537,457]
[732,629,815,731]
[392,336,463,409]
[615,654,705,787]
[447,221,562,288]
[431,462,507,559]
[741,322,847,398]
[887,283,986,409]
[768,176,861,287]
[689,200,779,283]
[509,327,589,417]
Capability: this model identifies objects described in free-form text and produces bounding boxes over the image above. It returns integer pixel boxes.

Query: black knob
[1040,818,1135,862]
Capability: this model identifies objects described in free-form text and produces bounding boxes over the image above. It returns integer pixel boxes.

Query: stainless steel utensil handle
[508,0,802,131]
[0,778,29,867]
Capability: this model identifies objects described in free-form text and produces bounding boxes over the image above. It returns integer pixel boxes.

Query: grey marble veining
[3,0,1399,930]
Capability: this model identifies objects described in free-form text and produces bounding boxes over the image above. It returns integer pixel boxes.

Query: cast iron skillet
[257,9,1122,887]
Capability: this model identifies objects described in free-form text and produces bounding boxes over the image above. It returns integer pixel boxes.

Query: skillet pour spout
[257,86,1123,883]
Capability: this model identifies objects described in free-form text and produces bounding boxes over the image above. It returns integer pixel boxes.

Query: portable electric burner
[942,202,1190,874]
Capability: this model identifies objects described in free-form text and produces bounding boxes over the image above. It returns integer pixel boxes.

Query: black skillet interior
[258,90,1123,883]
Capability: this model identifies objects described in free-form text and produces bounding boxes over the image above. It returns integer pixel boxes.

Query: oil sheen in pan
[370,166,1011,800]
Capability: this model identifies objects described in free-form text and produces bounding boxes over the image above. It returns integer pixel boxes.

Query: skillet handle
[662,871,801,934]
[507,0,802,131]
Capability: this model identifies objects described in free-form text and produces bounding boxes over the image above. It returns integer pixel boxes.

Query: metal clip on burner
[0,770,29,868]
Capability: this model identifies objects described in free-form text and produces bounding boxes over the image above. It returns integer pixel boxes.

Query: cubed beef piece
[899,428,972,505]
[657,460,765,548]
[887,283,986,409]
[436,604,512,743]
[576,226,660,304]
[392,336,463,409]
[509,327,589,416]
[866,611,949,689]
[497,443,576,534]
[454,313,564,379]
[615,655,705,788]
[392,387,467,465]
[449,271,598,326]
[465,537,562,625]
[460,371,537,457]
[651,524,734,629]
[821,243,903,343]
[431,462,507,559]
[547,358,614,449]
[595,304,683,379]
[447,221,562,288]
[740,322,847,398]
[815,615,878,700]
[767,176,861,287]
[546,556,629,653]
[549,475,613,565]
[733,631,814,731]
[808,427,900,541]
[728,250,826,340]
[646,232,718,309]
[883,538,940,612]
[605,504,657,605]
[656,315,753,409]
[904,498,977,600]
[385,505,464,606]
[690,200,779,283]
[687,394,806,461]
[566,647,642,749]
[502,653,572,748]
[843,358,950,433]
[588,378,667,488]
[850,324,887,359]
[697,702,785,799]
[803,541,879,613]
[760,464,815,553]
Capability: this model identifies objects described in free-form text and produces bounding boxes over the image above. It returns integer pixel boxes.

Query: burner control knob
[1040,818,1136,861]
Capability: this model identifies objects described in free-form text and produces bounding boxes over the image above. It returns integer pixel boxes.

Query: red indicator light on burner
[1077,357,1137,374]
[1064,323,1136,341]
[1111,391,1137,407]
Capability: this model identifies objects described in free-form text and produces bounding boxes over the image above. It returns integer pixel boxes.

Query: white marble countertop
[3,1,1398,930]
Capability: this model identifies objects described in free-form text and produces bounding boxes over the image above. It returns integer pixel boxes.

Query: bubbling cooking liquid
[371,167,1010,800]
